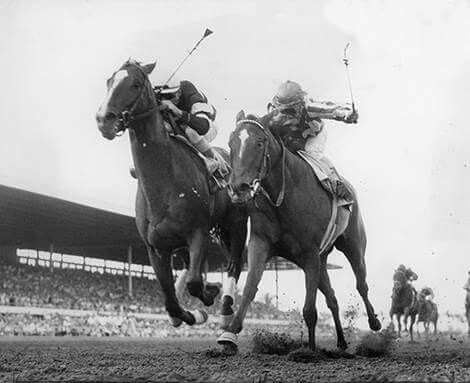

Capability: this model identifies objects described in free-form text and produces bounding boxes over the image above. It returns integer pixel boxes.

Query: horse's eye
[132,83,141,89]
[257,141,264,148]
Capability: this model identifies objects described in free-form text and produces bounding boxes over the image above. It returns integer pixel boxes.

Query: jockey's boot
[203,147,229,177]
[203,147,229,192]
[130,167,137,179]
[336,178,354,203]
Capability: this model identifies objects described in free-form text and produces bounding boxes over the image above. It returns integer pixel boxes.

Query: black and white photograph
[1,0,469,381]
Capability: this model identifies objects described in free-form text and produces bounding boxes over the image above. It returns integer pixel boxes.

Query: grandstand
[0,183,341,337]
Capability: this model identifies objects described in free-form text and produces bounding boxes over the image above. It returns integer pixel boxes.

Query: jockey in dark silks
[268,81,358,202]
[156,80,228,176]
[393,264,418,285]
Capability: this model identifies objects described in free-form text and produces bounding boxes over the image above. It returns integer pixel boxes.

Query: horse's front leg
[186,229,220,308]
[220,214,247,329]
[217,233,269,351]
[302,255,321,351]
[147,246,196,326]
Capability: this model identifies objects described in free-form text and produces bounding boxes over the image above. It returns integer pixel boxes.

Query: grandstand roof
[0,184,150,264]
[0,184,341,272]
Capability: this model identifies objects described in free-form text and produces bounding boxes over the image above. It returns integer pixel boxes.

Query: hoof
[190,309,208,325]
[369,317,382,332]
[170,316,183,328]
[337,340,348,351]
[217,331,238,346]
[219,314,234,330]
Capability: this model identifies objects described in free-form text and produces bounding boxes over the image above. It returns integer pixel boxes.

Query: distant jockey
[156,80,228,176]
[268,80,358,202]
[393,264,418,286]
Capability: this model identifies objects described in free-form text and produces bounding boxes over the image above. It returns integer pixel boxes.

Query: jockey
[156,80,228,175]
[268,80,358,202]
[393,264,418,285]
[420,287,435,301]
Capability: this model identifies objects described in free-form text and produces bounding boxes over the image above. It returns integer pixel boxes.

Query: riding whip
[163,28,214,86]
[343,42,356,112]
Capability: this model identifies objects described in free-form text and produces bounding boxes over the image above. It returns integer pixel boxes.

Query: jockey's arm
[305,99,358,124]
[160,99,212,136]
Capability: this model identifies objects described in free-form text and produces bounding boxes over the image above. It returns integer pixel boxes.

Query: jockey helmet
[272,81,307,114]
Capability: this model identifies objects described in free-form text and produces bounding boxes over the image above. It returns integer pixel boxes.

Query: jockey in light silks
[268,80,358,202]
[156,80,228,176]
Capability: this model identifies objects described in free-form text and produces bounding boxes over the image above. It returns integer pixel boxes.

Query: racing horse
[218,111,381,352]
[390,275,419,341]
[96,60,247,326]
[416,289,438,337]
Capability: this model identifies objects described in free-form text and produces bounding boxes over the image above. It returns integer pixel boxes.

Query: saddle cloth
[297,150,352,255]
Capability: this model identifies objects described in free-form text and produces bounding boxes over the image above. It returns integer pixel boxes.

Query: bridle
[234,119,286,207]
[112,64,161,136]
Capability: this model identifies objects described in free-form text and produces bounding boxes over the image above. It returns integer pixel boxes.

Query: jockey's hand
[160,100,183,118]
[345,109,359,124]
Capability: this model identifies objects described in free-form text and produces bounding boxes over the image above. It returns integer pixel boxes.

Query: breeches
[184,121,218,153]
[305,128,327,160]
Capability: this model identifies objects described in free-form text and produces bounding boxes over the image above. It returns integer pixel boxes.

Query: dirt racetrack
[1,333,470,382]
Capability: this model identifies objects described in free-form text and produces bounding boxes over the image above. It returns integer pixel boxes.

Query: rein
[235,119,286,208]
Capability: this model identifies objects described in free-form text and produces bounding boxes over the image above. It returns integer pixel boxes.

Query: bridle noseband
[234,119,286,207]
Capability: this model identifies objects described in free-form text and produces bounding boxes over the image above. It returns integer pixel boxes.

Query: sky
[1,0,470,326]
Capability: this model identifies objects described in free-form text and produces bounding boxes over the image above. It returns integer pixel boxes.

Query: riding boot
[130,167,137,179]
[203,147,229,176]
[336,178,354,203]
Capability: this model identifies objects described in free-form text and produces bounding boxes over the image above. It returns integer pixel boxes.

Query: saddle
[297,150,353,256]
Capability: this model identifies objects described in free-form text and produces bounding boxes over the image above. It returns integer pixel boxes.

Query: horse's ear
[142,61,157,74]
[236,110,245,122]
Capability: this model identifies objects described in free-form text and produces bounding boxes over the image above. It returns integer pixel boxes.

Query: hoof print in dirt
[287,347,326,363]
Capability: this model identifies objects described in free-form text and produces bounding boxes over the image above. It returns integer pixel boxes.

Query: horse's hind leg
[147,245,196,326]
[318,256,347,350]
[335,234,381,331]
[186,230,219,307]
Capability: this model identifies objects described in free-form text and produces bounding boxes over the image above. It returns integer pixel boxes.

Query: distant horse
[96,60,247,327]
[218,111,381,352]
[416,290,438,337]
[390,278,419,341]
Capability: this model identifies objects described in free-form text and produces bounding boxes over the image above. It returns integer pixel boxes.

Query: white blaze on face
[238,128,250,159]
[102,69,129,107]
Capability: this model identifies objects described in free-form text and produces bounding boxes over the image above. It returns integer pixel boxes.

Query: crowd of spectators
[0,262,290,337]
[0,263,166,314]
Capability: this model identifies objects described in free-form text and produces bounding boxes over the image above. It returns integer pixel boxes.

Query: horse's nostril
[105,112,117,121]
[237,183,251,193]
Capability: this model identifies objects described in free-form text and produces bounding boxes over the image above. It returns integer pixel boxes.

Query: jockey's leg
[305,130,354,202]
[184,126,228,175]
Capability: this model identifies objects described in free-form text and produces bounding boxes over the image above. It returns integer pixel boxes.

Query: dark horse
[416,289,438,337]
[95,60,247,326]
[390,279,419,341]
[218,111,381,352]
